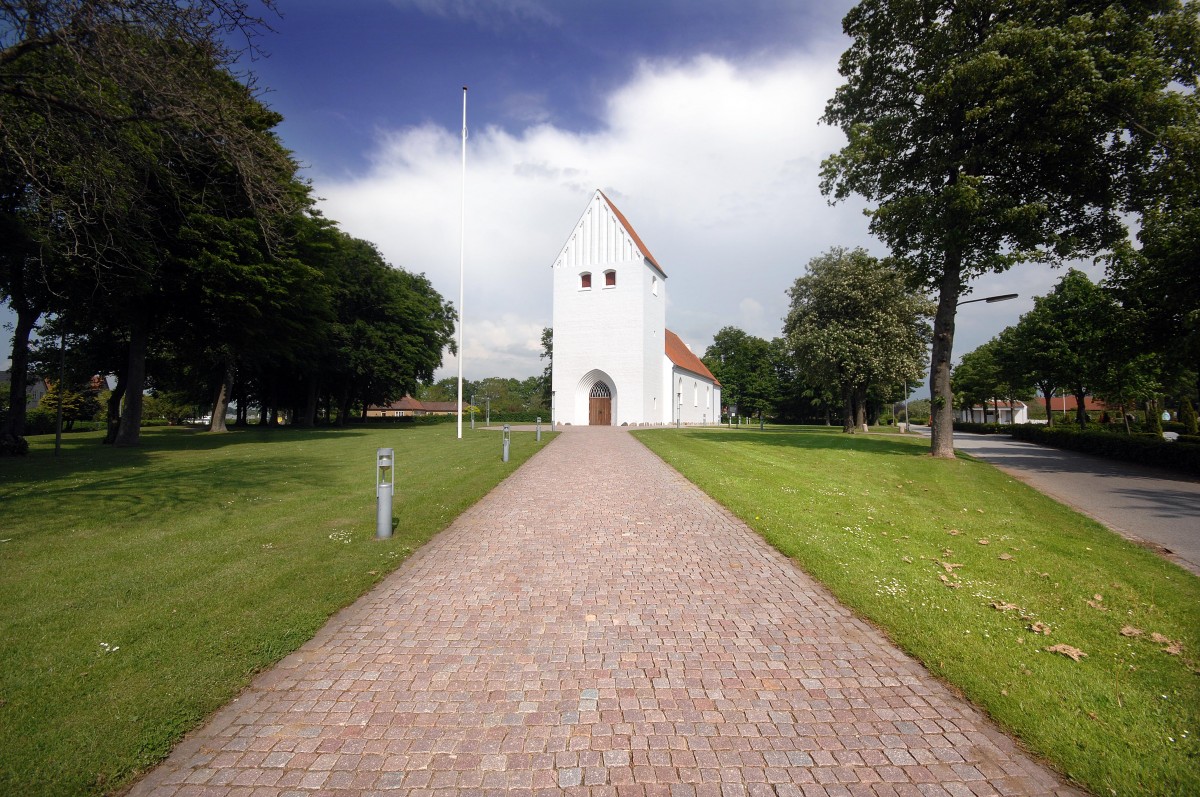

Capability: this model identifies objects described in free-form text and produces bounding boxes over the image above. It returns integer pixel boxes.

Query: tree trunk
[855,387,868,431]
[929,257,963,458]
[1038,383,1054,428]
[114,317,149,447]
[841,385,855,433]
[104,369,127,444]
[234,379,248,426]
[4,305,40,439]
[208,361,233,433]
[1073,384,1088,429]
[296,377,318,428]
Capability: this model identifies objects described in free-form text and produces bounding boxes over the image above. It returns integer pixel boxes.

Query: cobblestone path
[130,426,1083,796]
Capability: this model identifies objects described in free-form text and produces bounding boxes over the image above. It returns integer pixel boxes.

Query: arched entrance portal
[589,381,612,426]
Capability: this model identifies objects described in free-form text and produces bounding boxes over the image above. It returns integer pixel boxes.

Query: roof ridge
[664,329,720,385]
[597,190,664,275]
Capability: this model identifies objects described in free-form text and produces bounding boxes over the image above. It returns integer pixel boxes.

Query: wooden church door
[588,381,612,426]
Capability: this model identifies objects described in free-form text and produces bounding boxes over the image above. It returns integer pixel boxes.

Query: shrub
[1008,424,1200,475]
[24,406,58,435]
[0,432,29,456]
[952,422,1013,435]
[1178,398,1198,435]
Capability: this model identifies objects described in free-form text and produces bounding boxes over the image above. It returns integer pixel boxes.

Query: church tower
[551,190,667,425]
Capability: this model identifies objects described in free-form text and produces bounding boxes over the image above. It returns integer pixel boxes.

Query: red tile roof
[665,329,720,385]
[1040,396,1109,412]
[599,190,665,276]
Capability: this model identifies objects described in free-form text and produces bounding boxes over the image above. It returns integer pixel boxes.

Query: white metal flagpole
[456,86,467,439]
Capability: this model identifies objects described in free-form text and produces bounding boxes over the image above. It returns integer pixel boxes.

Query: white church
[551,190,721,426]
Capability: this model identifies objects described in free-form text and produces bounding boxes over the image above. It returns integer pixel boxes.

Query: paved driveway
[945,432,1200,576]
[130,427,1081,796]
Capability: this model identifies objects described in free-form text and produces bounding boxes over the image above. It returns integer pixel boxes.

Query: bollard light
[502,424,511,462]
[376,447,394,539]
[536,416,542,443]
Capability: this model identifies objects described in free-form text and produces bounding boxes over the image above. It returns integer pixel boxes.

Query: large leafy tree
[312,232,456,424]
[952,335,1033,423]
[702,327,776,423]
[821,0,1200,457]
[1,1,293,448]
[784,247,932,433]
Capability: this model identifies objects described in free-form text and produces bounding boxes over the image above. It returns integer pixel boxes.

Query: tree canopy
[1,1,457,450]
[784,247,932,433]
[821,0,1200,456]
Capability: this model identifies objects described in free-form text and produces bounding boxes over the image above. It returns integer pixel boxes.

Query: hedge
[952,422,1013,435]
[1007,424,1200,475]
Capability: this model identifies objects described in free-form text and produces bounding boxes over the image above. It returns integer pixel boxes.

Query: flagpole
[456,86,467,439]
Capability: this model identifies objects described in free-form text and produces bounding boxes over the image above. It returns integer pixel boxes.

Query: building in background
[551,190,720,426]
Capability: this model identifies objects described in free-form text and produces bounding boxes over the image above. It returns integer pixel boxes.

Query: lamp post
[957,293,1018,306]
[470,393,475,430]
[376,448,395,539]
[934,292,1018,432]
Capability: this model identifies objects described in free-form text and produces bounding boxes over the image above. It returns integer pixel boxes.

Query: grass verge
[633,426,1198,797]
[0,423,551,796]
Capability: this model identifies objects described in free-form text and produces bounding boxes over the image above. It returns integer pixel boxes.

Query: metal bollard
[376,447,394,539]
[502,425,511,462]
[536,417,542,442]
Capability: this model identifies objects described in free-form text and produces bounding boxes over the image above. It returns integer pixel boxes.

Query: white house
[957,400,1029,424]
[551,190,721,426]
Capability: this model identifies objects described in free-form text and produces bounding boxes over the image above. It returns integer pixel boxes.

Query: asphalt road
[919,428,1200,576]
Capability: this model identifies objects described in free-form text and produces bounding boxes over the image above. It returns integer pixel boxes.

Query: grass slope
[634,426,1198,797]
[0,424,550,796]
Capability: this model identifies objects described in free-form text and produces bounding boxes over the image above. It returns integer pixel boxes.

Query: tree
[784,248,932,433]
[312,232,455,423]
[953,336,1033,424]
[702,327,776,423]
[538,326,553,412]
[821,0,1200,456]
[1,1,298,448]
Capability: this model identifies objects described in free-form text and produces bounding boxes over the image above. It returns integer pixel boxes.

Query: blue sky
[3,0,1103,386]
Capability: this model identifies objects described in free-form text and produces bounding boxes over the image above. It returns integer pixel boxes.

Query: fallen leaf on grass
[942,548,955,557]
[1120,626,1144,637]
[998,553,1014,561]
[977,539,990,545]
[1086,598,1108,611]
[1029,622,1051,635]
[901,556,913,563]
[976,509,985,514]
[947,529,962,536]
[938,574,962,589]
[937,560,964,573]
[1150,633,1183,655]
[1046,644,1087,661]
[991,601,1020,611]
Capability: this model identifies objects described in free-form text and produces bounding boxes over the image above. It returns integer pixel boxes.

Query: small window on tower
[580,272,591,289]
[604,270,616,287]
[651,276,658,296]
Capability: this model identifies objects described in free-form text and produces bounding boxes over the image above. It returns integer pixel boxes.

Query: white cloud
[317,47,868,380]
[315,45,1097,384]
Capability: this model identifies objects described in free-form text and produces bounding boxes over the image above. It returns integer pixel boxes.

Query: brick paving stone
[127,427,1086,796]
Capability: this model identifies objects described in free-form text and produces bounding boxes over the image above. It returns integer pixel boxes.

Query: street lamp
[957,293,1018,306]
[376,448,395,539]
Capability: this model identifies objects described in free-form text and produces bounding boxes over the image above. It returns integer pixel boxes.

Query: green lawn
[633,426,1199,797]
[0,423,550,797]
